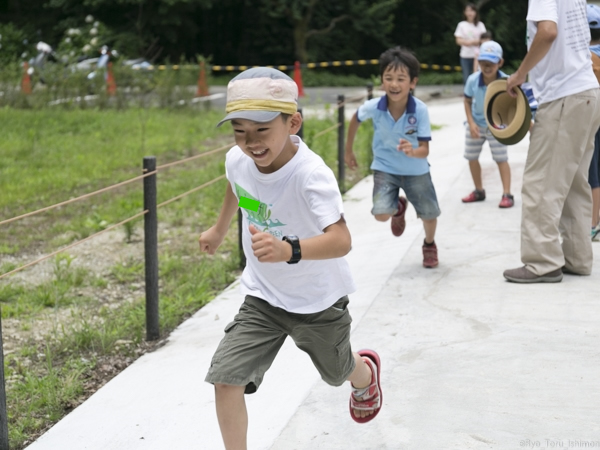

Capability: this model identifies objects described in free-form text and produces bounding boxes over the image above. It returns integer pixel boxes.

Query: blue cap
[477,40,503,64]
[588,4,600,29]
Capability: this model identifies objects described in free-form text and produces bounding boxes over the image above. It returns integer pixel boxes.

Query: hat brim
[216,110,281,128]
[485,79,532,146]
[477,55,501,63]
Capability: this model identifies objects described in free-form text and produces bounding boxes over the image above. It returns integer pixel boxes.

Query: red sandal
[349,349,382,423]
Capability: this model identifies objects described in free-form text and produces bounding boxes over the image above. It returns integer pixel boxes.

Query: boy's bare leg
[374,214,392,222]
[497,161,512,195]
[592,187,600,227]
[215,384,248,450]
[347,352,374,419]
[468,160,483,191]
[423,218,437,244]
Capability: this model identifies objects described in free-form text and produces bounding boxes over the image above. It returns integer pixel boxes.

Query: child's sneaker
[462,189,486,203]
[422,240,438,268]
[499,194,514,208]
[592,224,600,241]
[391,196,408,237]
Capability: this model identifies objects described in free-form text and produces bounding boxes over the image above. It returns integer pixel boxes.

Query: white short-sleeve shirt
[526,0,598,104]
[454,21,487,58]
[225,135,356,314]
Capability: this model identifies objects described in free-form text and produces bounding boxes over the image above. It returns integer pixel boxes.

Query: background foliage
[0,0,527,69]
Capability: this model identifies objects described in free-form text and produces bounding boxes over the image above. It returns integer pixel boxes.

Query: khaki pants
[521,88,600,275]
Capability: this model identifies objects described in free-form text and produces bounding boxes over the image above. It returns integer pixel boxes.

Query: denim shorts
[372,170,441,220]
[205,295,355,394]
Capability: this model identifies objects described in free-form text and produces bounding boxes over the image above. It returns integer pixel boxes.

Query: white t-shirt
[527,0,598,105]
[225,135,356,314]
[454,21,487,58]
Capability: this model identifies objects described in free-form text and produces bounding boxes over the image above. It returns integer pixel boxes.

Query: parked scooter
[27,41,57,85]
[86,45,118,82]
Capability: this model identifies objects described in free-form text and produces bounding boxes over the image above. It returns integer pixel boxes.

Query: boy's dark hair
[591,28,600,42]
[280,113,291,122]
[480,31,493,40]
[465,3,480,26]
[379,46,420,81]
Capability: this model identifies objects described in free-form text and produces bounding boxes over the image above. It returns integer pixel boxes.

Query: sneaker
[592,224,600,241]
[391,196,408,237]
[499,194,514,208]
[462,189,486,203]
[503,266,563,283]
[422,240,438,268]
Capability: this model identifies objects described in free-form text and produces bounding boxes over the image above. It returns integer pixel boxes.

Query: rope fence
[0,210,149,281]
[125,59,461,73]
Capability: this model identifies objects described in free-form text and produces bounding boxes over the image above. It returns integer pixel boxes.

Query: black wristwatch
[282,235,301,264]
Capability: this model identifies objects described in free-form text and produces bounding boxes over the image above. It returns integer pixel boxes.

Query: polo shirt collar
[377,94,417,114]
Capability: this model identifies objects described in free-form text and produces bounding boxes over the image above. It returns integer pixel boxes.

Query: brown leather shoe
[503,266,563,283]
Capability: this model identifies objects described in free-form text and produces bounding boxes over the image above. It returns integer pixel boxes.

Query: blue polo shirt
[357,94,432,176]
[464,70,508,128]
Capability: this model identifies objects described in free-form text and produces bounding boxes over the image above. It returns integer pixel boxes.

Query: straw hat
[484,79,532,145]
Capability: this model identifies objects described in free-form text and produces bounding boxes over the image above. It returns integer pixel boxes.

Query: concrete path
[26,98,600,450]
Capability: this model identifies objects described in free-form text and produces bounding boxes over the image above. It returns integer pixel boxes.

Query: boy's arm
[199,182,239,255]
[249,217,351,263]
[464,96,480,138]
[398,139,429,159]
[344,112,361,170]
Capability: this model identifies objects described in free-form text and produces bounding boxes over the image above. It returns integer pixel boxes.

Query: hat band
[226,99,297,115]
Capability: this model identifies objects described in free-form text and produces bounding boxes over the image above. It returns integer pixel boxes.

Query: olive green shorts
[205,295,355,394]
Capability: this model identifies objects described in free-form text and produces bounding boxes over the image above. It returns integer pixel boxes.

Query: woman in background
[454,3,486,84]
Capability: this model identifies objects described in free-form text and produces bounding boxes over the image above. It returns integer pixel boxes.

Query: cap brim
[216,110,281,128]
[485,79,532,146]
[477,55,501,63]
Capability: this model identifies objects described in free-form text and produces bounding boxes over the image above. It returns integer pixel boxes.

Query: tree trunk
[293,20,309,63]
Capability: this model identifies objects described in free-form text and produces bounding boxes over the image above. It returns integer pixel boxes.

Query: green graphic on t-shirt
[235,183,286,235]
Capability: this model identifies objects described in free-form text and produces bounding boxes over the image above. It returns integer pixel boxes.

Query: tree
[42,0,216,59]
[259,0,401,63]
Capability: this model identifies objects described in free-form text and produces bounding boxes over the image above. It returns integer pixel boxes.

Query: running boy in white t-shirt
[199,67,383,449]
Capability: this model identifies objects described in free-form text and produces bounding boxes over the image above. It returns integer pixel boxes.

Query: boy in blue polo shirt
[461,40,514,208]
[345,46,441,268]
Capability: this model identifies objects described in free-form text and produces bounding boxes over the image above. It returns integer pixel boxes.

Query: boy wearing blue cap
[462,40,514,208]
[199,67,383,449]
[587,3,600,240]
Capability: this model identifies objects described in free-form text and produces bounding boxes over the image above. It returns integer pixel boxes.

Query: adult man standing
[504,0,600,283]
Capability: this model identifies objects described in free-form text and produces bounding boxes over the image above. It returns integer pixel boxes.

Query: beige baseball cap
[217,67,298,127]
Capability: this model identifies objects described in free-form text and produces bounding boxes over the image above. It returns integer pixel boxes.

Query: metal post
[337,95,346,193]
[143,156,160,341]
[0,311,9,450]
[367,82,374,100]
[297,107,303,139]
[237,209,246,268]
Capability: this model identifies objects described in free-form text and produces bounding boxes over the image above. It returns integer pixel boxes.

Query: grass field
[0,106,374,448]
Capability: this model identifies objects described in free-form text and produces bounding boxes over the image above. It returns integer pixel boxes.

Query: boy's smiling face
[381,65,417,104]
[479,59,503,80]
[231,113,302,174]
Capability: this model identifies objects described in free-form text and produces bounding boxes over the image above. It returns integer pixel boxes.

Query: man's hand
[506,71,527,98]
[345,150,358,170]
[199,226,226,255]
[250,225,292,263]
